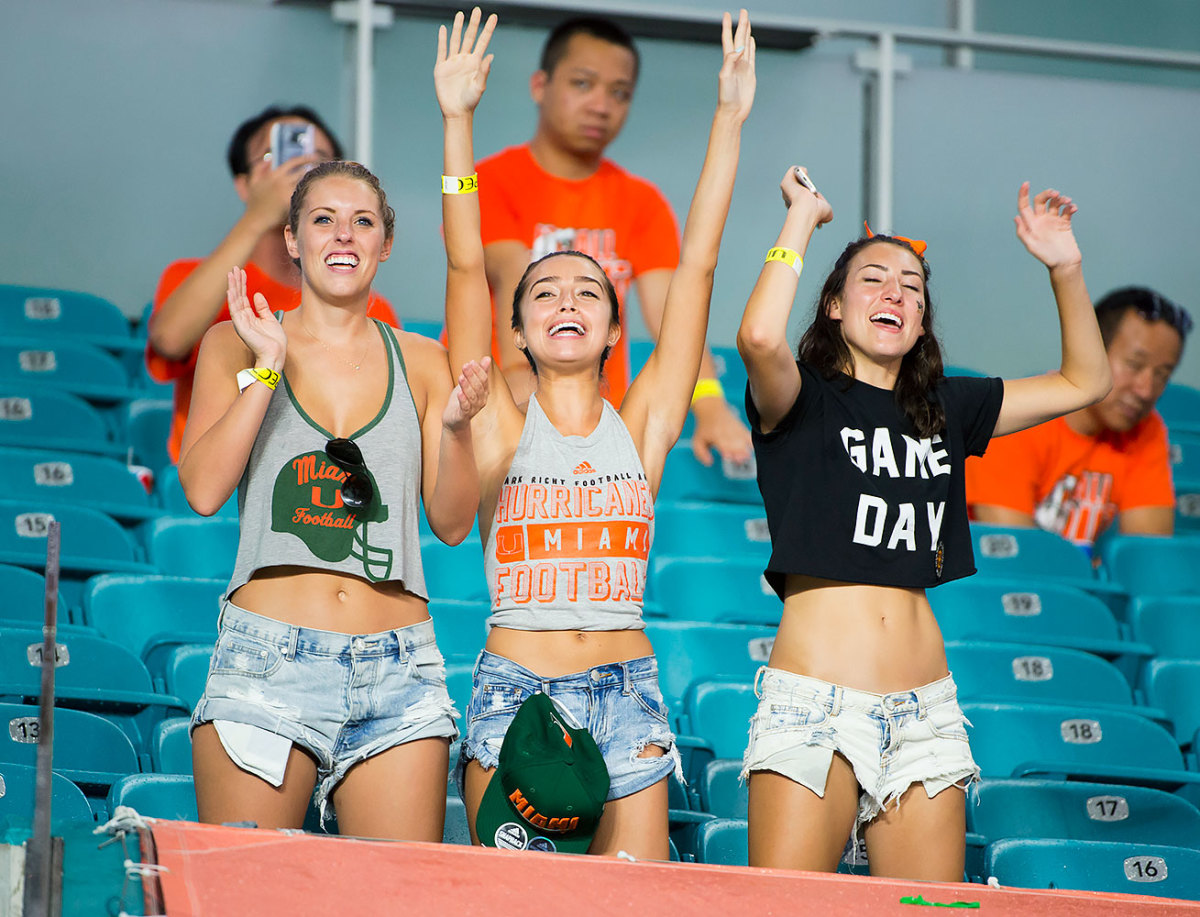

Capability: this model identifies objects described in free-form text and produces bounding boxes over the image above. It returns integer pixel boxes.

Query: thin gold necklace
[299,316,371,371]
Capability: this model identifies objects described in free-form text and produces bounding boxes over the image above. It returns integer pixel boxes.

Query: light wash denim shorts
[192,601,459,820]
[457,651,681,800]
[742,667,978,830]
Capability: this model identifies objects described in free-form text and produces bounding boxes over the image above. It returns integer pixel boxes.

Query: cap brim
[475,774,595,855]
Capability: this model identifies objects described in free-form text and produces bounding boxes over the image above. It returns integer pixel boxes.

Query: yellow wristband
[691,378,725,405]
[441,173,478,194]
[236,367,280,393]
[765,247,803,277]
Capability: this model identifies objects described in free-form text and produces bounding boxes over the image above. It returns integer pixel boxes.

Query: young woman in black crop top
[735,169,1112,879]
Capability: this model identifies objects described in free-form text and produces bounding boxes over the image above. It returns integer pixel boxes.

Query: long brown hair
[798,236,946,437]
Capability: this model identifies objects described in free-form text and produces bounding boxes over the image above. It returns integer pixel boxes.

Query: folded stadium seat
[83,573,223,682]
[143,515,239,580]
[0,447,162,524]
[969,524,1124,609]
[444,795,471,845]
[399,319,443,339]
[124,398,173,474]
[444,663,473,721]
[653,502,772,576]
[655,445,761,507]
[164,644,214,714]
[427,599,489,665]
[698,758,746,819]
[156,464,237,519]
[1156,382,1200,436]
[1100,534,1200,597]
[930,576,1152,683]
[680,680,756,760]
[984,837,1200,900]
[644,621,775,716]
[0,701,139,800]
[107,773,198,822]
[1129,595,1200,660]
[1172,478,1200,533]
[0,562,73,630]
[647,557,781,625]
[693,817,748,866]
[945,641,1166,725]
[963,702,1200,793]
[0,285,139,355]
[0,761,95,826]
[944,364,987,377]
[0,626,187,755]
[421,537,489,602]
[151,717,192,775]
[0,340,136,407]
[0,389,123,458]
[1141,660,1200,752]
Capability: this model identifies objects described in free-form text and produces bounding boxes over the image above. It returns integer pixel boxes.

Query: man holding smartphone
[145,105,399,464]
[475,17,751,467]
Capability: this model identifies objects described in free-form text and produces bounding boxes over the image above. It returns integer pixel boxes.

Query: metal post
[873,31,895,233]
[950,0,975,69]
[355,0,374,168]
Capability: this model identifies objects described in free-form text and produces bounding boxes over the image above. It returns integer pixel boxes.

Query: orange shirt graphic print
[271,450,394,580]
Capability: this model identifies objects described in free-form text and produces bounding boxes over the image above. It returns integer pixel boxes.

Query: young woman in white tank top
[176,37,491,838]
[441,10,756,857]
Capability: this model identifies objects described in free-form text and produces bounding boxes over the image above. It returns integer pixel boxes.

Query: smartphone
[794,166,818,195]
[269,122,315,169]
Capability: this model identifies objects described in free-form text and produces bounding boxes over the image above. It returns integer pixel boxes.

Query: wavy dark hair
[511,250,620,377]
[798,236,946,437]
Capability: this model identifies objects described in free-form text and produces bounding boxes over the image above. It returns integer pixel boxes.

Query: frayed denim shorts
[192,601,459,820]
[457,651,681,800]
[742,667,978,830]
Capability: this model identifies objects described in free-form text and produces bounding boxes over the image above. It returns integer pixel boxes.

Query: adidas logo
[572,462,596,475]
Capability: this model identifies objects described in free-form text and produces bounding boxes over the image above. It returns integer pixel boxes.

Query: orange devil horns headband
[863,221,927,258]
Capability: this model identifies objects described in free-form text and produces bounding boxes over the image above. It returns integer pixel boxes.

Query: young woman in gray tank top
[442,10,756,857]
[175,30,492,840]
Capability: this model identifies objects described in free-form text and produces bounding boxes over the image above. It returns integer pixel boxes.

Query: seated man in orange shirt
[146,105,399,463]
[966,287,1192,548]
[476,17,750,467]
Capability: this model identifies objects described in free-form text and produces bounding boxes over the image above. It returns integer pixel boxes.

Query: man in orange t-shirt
[146,105,398,463]
[476,17,750,467]
[966,287,1191,547]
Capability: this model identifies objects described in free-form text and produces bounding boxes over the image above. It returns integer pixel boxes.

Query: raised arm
[622,9,755,476]
[177,268,287,514]
[736,168,833,433]
[992,183,1112,437]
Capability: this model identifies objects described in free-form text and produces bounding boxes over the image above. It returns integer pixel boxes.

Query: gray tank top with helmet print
[226,320,427,599]
[483,393,654,631]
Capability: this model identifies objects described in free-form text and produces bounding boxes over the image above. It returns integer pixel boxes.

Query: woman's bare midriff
[770,574,950,694]
[483,626,655,678]
[231,566,431,634]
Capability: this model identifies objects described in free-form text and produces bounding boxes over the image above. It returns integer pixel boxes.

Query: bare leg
[862,782,966,881]
[462,758,495,845]
[332,737,451,841]
[192,722,317,829]
[747,752,859,871]
[588,745,670,859]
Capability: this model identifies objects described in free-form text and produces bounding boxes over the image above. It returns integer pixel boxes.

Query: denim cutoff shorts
[457,650,682,800]
[742,667,978,830]
[192,601,458,820]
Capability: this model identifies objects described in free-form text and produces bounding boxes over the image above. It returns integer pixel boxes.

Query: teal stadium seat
[0,389,123,457]
[0,702,139,796]
[0,761,94,826]
[400,320,443,339]
[1173,478,1200,533]
[647,557,781,625]
[1156,382,1200,435]
[107,773,197,822]
[681,680,756,759]
[164,644,214,713]
[444,795,471,845]
[0,447,160,523]
[644,621,774,714]
[143,515,239,579]
[1101,534,1200,597]
[124,398,173,473]
[1129,596,1200,659]
[0,563,69,629]
[83,574,223,679]
[963,702,1200,792]
[151,718,193,775]
[156,464,237,518]
[969,525,1122,605]
[693,817,748,866]
[653,502,772,573]
[656,446,761,507]
[1141,659,1200,750]
[422,537,489,602]
[698,758,746,819]
[0,285,138,354]
[0,340,135,405]
[429,599,489,664]
[984,837,1200,900]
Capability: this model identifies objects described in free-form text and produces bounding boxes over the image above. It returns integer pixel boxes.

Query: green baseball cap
[476,692,610,854]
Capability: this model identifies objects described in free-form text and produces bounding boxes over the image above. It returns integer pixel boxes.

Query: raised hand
[443,356,491,431]
[782,166,833,227]
[226,268,287,366]
[435,7,498,119]
[1014,182,1082,271]
[717,9,756,122]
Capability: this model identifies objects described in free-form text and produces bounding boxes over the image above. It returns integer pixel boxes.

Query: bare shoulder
[198,320,253,369]
[395,330,451,380]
